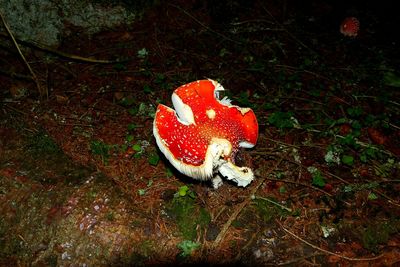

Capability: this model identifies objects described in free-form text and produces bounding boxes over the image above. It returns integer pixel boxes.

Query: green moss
[140,240,156,257]
[26,130,61,155]
[126,252,147,266]
[130,220,142,228]
[166,191,211,240]
[168,195,196,240]
[336,219,400,253]
[124,240,156,266]
[177,240,200,257]
[0,219,24,258]
[231,220,244,228]
[254,198,275,223]
[45,254,58,267]
[198,207,211,228]
[361,220,400,253]
[90,140,112,164]
[106,212,115,221]
[253,197,290,223]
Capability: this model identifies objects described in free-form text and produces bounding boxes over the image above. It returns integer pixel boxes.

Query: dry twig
[326,171,400,207]
[0,32,130,64]
[0,12,45,97]
[211,158,283,249]
[169,4,241,44]
[277,220,384,262]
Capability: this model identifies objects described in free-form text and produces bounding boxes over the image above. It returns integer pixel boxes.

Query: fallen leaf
[56,95,69,103]
[368,128,387,145]
[339,124,352,135]
[323,183,333,192]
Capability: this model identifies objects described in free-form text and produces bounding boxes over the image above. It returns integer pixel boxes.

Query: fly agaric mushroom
[153,79,258,188]
[340,17,360,37]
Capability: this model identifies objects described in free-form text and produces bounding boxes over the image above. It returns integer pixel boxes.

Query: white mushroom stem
[217,161,254,187]
[209,138,255,188]
[212,175,223,189]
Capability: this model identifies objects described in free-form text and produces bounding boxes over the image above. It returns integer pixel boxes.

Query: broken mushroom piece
[153,79,258,188]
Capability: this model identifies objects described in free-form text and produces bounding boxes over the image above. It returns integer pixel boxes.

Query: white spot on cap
[206,109,216,120]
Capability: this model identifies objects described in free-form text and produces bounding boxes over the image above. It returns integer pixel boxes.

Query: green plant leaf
[126,135,134,143]
[143,84,153,94]
[148,153,160,166]
[351,120,362,130]
[336,117,347,124]
[128,107,138,115]
[166,167,174,178]
[137,48,148,58]
[154,73,165,83]
[279,186,287,194]
[347,106,363,118]
[312,174,326,187]
[113,62,127,71]
[120,96,135,106]
[178,185,189,197]
[368,192,378,200]
[219,48,228,57]
[235,91,250,106]
[132,144,142,152]
[177,240,200,257]
[342,155,354,166]
[138,189,146,196]
[90,140,111,164]
[127,123,137,131]
[308,167,326,187]
[343,185,354,193]
[339,133,358,147]
[383,72,400,87]
[187,190,196,199]
[268,111,295,129]
[360,154,367,163]
[262,102,275,110]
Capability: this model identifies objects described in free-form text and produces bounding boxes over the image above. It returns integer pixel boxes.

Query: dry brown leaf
[367,127,387,145]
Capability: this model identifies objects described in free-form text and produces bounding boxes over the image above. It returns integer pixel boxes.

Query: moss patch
[166,189,211,240]
[253,197,291,223]
[361,219,400,253]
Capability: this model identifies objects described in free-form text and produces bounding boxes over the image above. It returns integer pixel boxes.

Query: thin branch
[269,156,353,206]
[211,158,283,249]
[277,252,325,266]
[352,95,400,107]
[253,195,292,212]
[0,32,130,64]
[0,12,45,97]
[169,4,241,44]
[277,220,384,262]
[0,69,34,81]
[260,5,316,54]
[266,177,338,200]
[308,128,396,157]
[274,64,333,82]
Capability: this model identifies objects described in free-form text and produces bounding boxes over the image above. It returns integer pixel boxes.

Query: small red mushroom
[153,79,258,188]
[340,17,360,37]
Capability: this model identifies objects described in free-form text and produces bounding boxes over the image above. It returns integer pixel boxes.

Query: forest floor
[1,1,400,266]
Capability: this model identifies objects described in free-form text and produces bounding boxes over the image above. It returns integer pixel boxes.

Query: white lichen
[0,0,137,46]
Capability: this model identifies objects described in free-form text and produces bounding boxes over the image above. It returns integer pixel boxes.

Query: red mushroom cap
[153,80,258,187]
[340,17,360,37]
